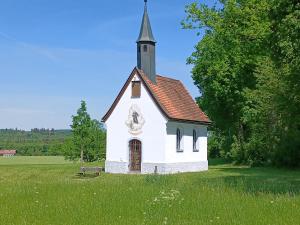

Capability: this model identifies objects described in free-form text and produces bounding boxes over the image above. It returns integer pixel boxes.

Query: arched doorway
[129,139,142,172]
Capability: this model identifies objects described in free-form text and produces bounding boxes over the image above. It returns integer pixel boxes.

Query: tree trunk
[238,122,245,161]
[80,146,83,163]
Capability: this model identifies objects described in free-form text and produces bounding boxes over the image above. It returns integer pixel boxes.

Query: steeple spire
[137,0,156,43]
[137,0,156,84]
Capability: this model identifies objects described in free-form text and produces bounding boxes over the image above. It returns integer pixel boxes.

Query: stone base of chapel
[105,160,208,174]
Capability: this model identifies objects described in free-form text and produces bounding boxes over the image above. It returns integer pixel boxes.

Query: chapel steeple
[137,0,156,84]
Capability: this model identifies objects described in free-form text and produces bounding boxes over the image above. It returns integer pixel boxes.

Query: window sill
[193,149,199,152]
[176,149,184,153]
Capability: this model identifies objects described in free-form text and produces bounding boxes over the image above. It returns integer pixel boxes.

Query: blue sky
[0,0,216,130]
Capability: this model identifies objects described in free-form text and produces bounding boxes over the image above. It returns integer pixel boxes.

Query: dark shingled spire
[137,0,156,43]
[137,0,156,84]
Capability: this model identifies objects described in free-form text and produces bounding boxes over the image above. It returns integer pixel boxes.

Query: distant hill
[0,129,72,156]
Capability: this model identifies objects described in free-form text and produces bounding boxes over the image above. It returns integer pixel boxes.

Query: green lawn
[0,157,299,225]
[0,156,72,165]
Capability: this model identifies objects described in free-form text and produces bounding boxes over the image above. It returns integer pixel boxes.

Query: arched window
[193,129,198,152]
[176,128,182,152]
[143,45,148,52]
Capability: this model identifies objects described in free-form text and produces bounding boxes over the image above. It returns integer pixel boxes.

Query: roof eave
[101,67,170,123]
[136,39,156,43]
[101,68,139,122]
[169,118,212,126]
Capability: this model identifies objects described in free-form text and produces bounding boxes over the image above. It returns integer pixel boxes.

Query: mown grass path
[0,157,299,225]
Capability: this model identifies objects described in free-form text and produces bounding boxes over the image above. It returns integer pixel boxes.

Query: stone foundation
[105,160,208,174]
[105,161,128,174]
[142,161,208,174]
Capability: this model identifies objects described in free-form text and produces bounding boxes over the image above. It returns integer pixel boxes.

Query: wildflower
[94,192,96,195]
[35,200,39,203]
[270,201,274,204]
[35,192,39,194]
[163,217,168,225]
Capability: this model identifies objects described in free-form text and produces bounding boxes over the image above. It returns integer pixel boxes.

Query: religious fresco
[125,104,145,135]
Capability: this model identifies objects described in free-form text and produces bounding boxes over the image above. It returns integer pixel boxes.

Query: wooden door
[129,139,142,171]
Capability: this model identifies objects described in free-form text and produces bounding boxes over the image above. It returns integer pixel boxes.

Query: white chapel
[102,0,211,174]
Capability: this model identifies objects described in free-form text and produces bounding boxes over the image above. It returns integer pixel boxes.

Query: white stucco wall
[105,73,168,173]
[105,71,208,174]
[165,121,208,163]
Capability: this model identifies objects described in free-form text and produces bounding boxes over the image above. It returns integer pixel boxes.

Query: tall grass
[0,157,299,225]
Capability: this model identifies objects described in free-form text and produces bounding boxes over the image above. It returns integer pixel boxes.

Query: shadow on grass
[73,173,100,179]
[205,166,300,195]
[143,162,300,196]
[208,158,232,166]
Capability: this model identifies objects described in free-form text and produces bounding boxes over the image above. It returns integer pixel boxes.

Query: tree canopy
[183,0,300,167]
[64,101,106,162]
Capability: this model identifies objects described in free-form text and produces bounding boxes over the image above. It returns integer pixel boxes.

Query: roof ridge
[102,67,211,125]
[156,75,180,82]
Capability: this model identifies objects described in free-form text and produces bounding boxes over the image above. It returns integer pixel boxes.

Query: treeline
[184,0,299,167]
[0,129,72,156]
[0,102,106,161]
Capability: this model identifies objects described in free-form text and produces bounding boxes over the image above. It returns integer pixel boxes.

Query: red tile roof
[102,67,211,125]
[0,150,16,155]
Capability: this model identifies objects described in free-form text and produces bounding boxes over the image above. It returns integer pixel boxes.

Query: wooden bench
[80,167,102,176]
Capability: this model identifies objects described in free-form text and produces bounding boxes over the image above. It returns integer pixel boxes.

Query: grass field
[0,157,299,225]
[0,156,72,165]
